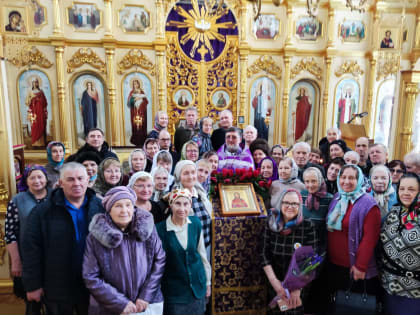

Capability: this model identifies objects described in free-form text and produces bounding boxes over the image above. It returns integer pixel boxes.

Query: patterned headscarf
[168,188,192,205]
[278,157,300,184]
[93,157,123,196]
[153,111,167,132]
[258,156,279,181]
[369,165,395,218]
[327,165,365,231]
[303,167,327,211]
[18,164,49,192]
[396,174,420,230]
[46,141,65,168]
[268,188,303,234]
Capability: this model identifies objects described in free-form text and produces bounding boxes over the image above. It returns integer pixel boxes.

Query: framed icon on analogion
[218,183,261,217]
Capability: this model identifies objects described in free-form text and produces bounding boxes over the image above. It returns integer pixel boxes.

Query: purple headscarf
[257,156,279,181]
[18,164,48,192]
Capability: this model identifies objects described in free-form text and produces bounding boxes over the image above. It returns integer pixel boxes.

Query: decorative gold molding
[335,60,364,77]
[247,55,282,79]
[8,46,53,68]
[0,182,8,266]
[376,53,400,81]
[290,57,322,80]
[117,49,156,75]
[67,48,106,73]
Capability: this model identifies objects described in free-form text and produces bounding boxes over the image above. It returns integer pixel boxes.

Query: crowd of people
[4,107,420,315]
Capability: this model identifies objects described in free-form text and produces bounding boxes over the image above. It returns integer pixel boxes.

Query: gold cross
[28,112,37,125]
[134,115,143,128]
[198,44,208,61]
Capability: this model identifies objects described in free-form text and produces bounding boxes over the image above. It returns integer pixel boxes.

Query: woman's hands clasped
[121,299,149,314]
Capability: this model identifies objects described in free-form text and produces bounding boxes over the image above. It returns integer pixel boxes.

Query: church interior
[1,0,420,313]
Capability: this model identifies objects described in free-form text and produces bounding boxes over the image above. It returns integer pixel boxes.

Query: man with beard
[217,127,254,171]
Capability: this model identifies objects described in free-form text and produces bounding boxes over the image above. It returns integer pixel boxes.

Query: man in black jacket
[22,162,105,315]
[68,128,118,163]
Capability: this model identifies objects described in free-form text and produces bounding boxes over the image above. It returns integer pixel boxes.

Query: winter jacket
[22,188,104,304]
[67,141,118,163]
[83,209,165,315]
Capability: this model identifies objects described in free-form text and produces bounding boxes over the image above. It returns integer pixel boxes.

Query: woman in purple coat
[83,186,166,315]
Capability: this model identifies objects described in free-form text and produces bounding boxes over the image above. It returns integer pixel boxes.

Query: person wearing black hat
[329,139,349,161]
[75,151,101,188]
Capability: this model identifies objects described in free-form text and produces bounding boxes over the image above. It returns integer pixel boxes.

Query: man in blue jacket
[22,162,105,315]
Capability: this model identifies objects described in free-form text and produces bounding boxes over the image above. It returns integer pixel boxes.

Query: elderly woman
[329,139,348,161]
[45,141,65,188]
[128,171,167,223]
[5,165,50,312]
[173,160,212,253]
[270,157,305,209]
[261,189,323,314]
[76,151,101,188]
[94,157,123,197]
[387,160,406,190]
[156,188,211,315]
[181,140,200,162]
[326,165,381,305]
[147,111,169,139]
[192,117,213,157]
[271,145,285,166]
[151,166,170,202]
[379,173,420,314]
[83,186,165,315]
[369,165,397,220]
[259,156,279,182]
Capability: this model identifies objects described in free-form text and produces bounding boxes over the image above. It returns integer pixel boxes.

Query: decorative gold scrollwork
[8,46,53,69]
[0,182,9,266]
[291,57,322,80]
[247,55,282,79]
[117,49,156,75]
[67,48,106,73]
[376,53,400,81]
[335,60,364,77]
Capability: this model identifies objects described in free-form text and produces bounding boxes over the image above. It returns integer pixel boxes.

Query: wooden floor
[0,294,25,315]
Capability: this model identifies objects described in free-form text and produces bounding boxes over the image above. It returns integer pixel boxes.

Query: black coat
[211,128,226,152]
[22,188,105,303]
[67,141,118,163]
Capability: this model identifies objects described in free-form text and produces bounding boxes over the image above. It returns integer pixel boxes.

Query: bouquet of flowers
[209,167,271,199]
[268,246,325,312]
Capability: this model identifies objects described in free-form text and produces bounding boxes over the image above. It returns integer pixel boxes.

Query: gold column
[105,47,120,146]
[53,44,72,151]
[52,0,63,36]
[155,0,165,40]
[322,57,332,138]
[281,56,291,146]
[285,3,293,48]
[239,2,248,45]
[239,51,248,128]
[155,44,166,112]
[365,56,376,138]
[103,0,114,38]
[399,82,419,156]
[327,6,335,48]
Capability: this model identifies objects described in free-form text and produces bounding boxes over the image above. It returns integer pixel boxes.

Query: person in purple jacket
[83,186,166,315]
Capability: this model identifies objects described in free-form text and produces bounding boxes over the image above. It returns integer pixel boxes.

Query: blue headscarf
[327,165,365,231]
[46,141,65,168]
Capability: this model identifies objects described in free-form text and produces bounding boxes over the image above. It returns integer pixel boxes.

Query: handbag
[331,279,376,315]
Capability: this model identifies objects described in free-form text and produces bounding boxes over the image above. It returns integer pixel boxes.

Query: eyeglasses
[282,202,300,208]
[389,168,404,174]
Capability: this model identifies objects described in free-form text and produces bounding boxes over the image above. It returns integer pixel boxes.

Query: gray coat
[83,209,165,315]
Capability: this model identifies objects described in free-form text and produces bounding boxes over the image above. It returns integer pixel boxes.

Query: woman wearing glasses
[261,188,323,314]
[387,160,406,191]
[326,165,382,310]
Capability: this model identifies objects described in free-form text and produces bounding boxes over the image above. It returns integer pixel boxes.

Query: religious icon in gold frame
[173,86,195,109]
[210,88,231,110]
[219,183,261,217]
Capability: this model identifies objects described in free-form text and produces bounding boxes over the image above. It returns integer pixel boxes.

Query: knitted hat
[329,139,349,153]
[75,151,101,165]
[102,186,137,212]
[168,188,192,205]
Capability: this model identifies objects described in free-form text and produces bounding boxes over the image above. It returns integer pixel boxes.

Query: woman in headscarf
[150,166,170,202]
[326,165,381,309]
[75,151,101,188]
[93,157,123,197]
[128,171,167,223]
[270,157,305,209]
[156,188,211,315]
[122,148,147,186]
[180,140,200,162]
[173,160,212,256]
[368,165,398,220]
[83,186,165,315]
[258,156,279,182]
[44,141,65,188]
[151,150,174,188]
[378,173,420,314]
[271,145,285,166]
[147,111,169,139]
[192,117,213,157]
[261,189,323,315]
[5,165,50,313]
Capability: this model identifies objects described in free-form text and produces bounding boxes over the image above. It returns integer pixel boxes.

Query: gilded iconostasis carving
[0,0,419,156]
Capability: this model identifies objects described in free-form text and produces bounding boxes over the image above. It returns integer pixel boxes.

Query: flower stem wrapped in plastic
[268,246,325,311]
